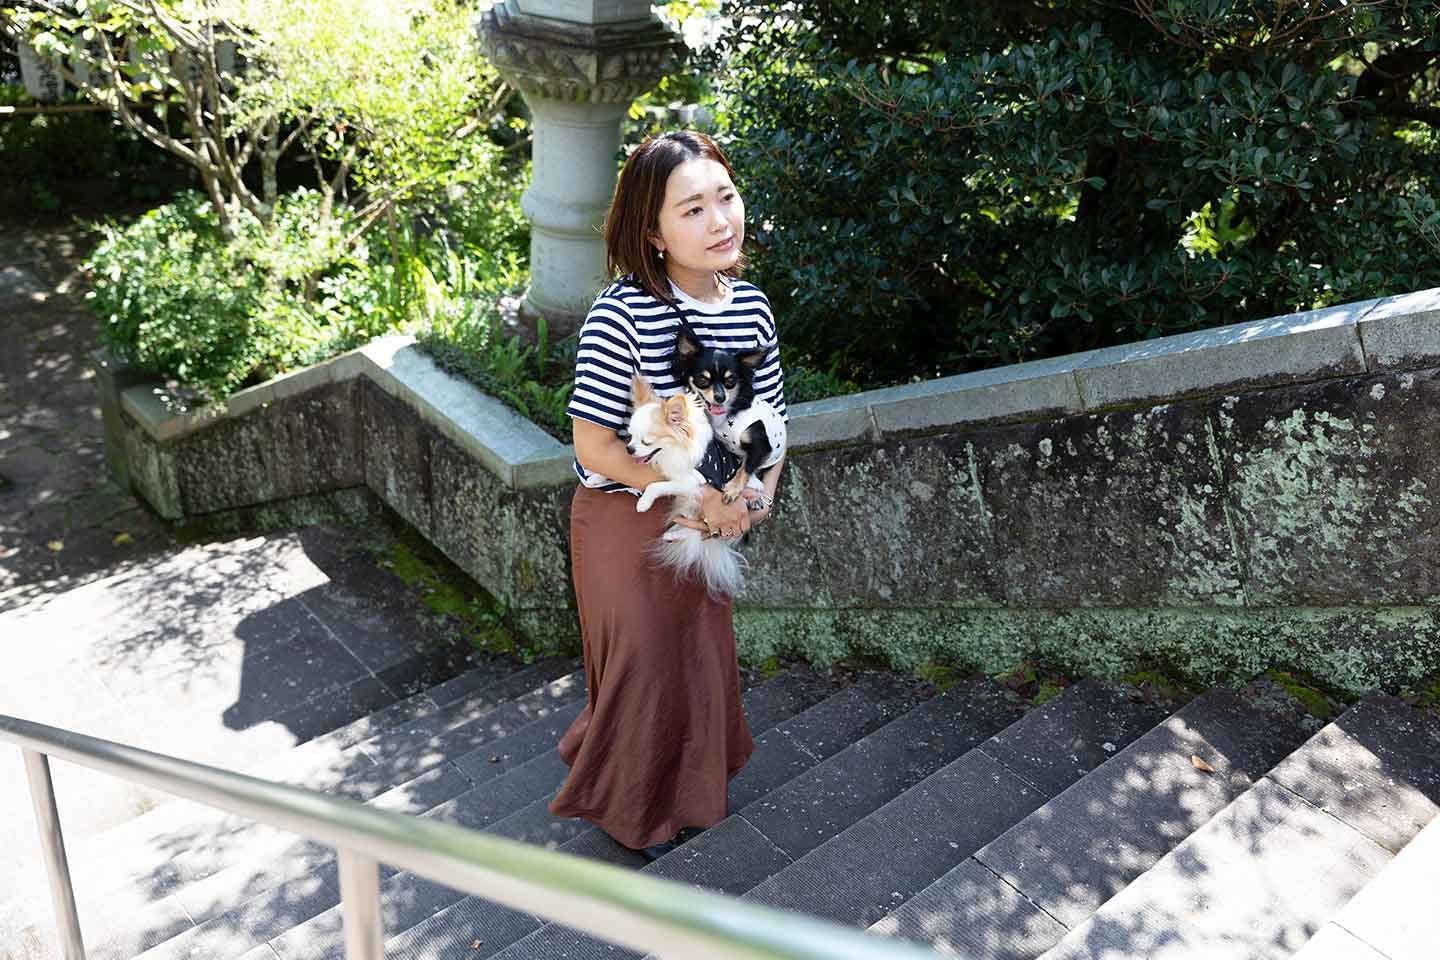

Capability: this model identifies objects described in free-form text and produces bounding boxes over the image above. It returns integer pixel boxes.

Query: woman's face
[650,157,745,276]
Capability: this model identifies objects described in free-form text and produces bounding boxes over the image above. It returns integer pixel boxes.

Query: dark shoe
[639,836,681,861]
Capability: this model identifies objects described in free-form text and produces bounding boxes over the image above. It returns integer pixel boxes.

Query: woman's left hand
[674,486,758,539]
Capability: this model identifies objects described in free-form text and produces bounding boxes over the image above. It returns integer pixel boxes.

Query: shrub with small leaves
[88,190,373,400]
[88,193,274,398]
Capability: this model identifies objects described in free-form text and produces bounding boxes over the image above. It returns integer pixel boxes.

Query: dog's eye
[642,435,655,446]
[694,375,710,387]
[724,374,737,387]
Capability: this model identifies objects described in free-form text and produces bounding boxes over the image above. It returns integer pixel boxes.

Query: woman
[547,130,788,859]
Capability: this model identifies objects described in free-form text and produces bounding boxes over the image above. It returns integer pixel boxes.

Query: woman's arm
[576,417,761,535]
[572,418,670,491]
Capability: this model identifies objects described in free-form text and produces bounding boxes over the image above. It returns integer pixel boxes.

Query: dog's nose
[625,443,636,456]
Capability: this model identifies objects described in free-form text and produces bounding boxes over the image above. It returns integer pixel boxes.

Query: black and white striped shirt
[567,273,788,493]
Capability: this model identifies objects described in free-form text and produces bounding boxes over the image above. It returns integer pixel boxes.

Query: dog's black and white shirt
[568,274,787,494]
[712,399,787,471]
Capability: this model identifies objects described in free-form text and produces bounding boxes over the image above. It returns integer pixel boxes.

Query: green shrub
[87,190,369,400]
[418,308,577,441]
[89,193,270,397]
[86,171,544,422]
[705,1,1440,387]
[783,358,862,405]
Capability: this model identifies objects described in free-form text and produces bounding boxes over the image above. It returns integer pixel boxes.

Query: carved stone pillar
[477,0,685,337]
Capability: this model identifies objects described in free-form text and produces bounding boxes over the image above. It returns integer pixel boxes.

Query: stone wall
[101,288,1440,693]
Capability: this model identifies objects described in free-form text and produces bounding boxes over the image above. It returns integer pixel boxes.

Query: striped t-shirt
[567,273,788,493]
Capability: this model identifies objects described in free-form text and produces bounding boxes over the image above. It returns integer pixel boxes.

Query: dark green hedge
[705,1,1440,386]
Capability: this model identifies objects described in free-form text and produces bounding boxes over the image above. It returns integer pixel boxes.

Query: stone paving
[0,222,179,610]
[0,222,488,904]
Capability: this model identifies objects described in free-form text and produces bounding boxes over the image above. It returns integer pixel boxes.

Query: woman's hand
[673,485,759,539]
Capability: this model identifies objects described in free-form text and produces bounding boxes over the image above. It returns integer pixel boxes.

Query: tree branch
[93,30,203,168]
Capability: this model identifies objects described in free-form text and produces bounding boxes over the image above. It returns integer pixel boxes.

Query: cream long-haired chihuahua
[625,375,751,598]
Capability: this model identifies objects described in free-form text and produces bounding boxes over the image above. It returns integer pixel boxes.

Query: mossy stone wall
[107,343,1440,695]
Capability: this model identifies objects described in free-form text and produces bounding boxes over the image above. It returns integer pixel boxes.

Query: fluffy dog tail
[652,527,748,598]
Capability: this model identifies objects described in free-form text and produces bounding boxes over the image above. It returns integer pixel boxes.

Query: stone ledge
[355,337,565,488]
[783,288,1438,448]
[101,289,1440,693]
[120,336,571,491]
[1074,297,1375,408]
[117,287,1440,488]
[1356,287,1440,372]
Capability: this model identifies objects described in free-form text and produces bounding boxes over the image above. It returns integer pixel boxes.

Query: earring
[657,250,665,260]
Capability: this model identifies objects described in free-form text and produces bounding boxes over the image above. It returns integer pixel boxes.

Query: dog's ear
[631,375,655,407]
[674,320,703,360]
[737,344,771,369]
[664,395,693,434]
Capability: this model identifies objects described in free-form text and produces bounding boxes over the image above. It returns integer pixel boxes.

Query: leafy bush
[705,1,1440,387]
[86,178,561,437]
[87,188,418,399]
[88,192,281,397]
[783,358,861,404]
[418,306,577,440]
[10,0,515,266]
[336,176,577,438]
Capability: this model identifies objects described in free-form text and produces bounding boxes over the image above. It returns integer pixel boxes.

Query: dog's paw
[720,473,748,504]
[635,493,657,513]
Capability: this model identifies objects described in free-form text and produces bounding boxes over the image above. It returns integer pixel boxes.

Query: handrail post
[21,749,85,960]
[337,847,384,960]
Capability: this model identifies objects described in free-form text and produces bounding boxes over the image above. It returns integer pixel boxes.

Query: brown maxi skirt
[548,484,755,849]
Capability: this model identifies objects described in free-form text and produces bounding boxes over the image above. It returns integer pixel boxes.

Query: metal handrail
[0,713,954,960]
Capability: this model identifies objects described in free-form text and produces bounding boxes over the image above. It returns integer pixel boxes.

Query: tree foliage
[704,0,1440,384]
[2,0,512,261]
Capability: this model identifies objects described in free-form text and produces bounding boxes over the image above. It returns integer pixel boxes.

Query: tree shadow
[0,522,509,956]
[883,693,1440,960]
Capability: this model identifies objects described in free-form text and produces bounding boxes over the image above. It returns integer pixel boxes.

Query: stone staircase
[2,660,1437,960]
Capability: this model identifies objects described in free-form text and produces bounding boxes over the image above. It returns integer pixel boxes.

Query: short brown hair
[604,130,747,306]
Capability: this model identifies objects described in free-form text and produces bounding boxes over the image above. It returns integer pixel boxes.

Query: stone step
[488,672,928,853]
[162,700,597,930]
[732,679,1166,935]
[4,686,587,960]
[870,687,1310,958]
[469,679,1161,960]
[311,671,928,960]
[481,675,1028,960]
[83,668,837,960]
[647,675,1025,886]
[298,656,588,796]
[0,659,582,957]
[1038,694,1440,960]
[163,664,589,894]
[62,656,575,876]
[1291,815,1440,960]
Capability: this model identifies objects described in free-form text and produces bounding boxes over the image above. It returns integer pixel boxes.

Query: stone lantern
[477,0,686,337]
